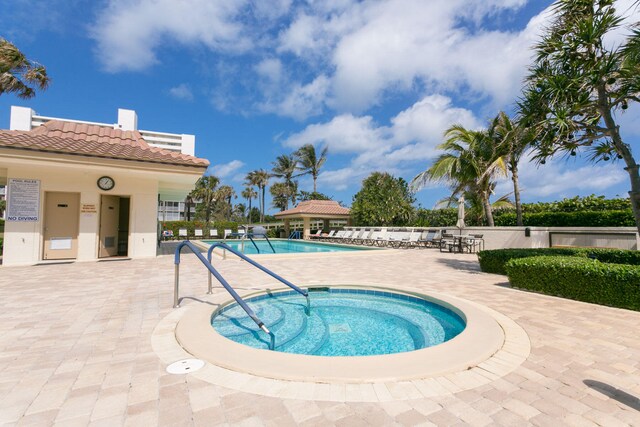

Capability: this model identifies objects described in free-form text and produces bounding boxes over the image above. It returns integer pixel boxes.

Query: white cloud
[255,58,283,84]
[258,75,331,120]
[210,160,245,179]
[284,94,481,189]
[91,0,251,72]
[168,83,194,101]
[325,0,552,112]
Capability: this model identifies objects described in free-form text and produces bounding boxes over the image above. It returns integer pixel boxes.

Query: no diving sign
[6,178,40,222]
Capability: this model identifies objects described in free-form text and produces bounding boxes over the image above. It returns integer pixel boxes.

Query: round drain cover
[166,358,205,374]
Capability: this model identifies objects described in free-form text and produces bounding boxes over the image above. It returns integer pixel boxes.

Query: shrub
[493,210,634,227]
[0,237,3,253]
[505,256,640,311]
[477,247,640,275]
[413,208,458,227]
[478,248,586,275]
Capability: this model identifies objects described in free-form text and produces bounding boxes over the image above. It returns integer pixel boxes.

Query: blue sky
[2,0,639,213]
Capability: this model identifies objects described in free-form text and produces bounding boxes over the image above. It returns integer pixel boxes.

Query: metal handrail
[207,242,310,315]
[173,240,276,349]
[247,232,276,253]
[288,230,302,240]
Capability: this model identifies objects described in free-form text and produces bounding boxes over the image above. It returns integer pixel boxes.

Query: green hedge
[478,247,640,275]
[160,220,240,238]
[414,208,459,227]
[505,256,640,311]
[493,210,634,227]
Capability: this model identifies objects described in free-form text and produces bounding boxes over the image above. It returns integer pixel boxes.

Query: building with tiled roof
[0,106,208,266]
[274,200,351,239]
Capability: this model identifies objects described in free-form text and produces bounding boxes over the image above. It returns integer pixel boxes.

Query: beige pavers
[1,248,640,425]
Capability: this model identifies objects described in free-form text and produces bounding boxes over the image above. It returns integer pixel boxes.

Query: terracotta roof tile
[274,200,351,217]
[0,121,209,168]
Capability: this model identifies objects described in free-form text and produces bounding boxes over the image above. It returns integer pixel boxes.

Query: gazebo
[274,200,351,239]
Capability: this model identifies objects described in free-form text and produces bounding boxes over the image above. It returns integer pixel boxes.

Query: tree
[190,175,220,224]
[241,186,257,222]
[410,124,507,226]
[232,203,246,222]
[294,144,328,192]
[214,185,235,220]
[246,169,270,222]
[271,154,299,208]
[490,112,535,226]
[298,191,333,202]
[519,0,640,234]
[351,172,415,226]
[270,182,293,211]
[183,195,193,221]
[248,207,261,223]
[0,38,50,98]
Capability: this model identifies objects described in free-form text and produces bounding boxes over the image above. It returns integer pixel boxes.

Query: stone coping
[152,284,530,401]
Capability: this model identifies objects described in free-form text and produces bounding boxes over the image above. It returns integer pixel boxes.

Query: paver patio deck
[1,247,639,426]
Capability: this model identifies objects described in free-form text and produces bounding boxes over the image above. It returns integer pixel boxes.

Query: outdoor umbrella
[456,196,465,234]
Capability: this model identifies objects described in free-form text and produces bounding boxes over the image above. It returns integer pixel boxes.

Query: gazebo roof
[274,200,351,218]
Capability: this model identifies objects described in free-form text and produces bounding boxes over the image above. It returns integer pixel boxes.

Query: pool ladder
[222,231,276,254]
[173,240,310,350]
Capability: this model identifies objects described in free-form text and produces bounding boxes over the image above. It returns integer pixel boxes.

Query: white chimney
[9,106,34,131]
[117,109,138,131]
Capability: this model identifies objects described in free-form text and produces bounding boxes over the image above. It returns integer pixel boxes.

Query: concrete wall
[2,162,159,266]
[457,226,639,250]
[344,225,639,250]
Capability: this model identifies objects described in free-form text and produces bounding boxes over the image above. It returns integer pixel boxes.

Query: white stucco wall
[2,161,162,266]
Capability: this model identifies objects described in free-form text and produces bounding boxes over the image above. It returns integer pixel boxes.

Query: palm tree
[0,38,50,98]
[271,154,299,208]
[294,144,328,193]
[189,175,220,224]
[270,182,297,211]
[490,112,535,226]
[411,124,507,226]
[246,169,270,222]
[215,185,236,220]
[241,186,257,222]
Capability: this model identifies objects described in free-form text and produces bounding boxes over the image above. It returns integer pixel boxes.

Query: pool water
[203,239,368,254]
[211,289,466,356]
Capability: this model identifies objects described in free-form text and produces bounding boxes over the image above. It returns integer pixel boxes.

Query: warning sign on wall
[6,178,40,222]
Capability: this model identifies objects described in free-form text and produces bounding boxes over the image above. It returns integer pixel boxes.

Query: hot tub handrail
[173,240,276,349]
[207,242,310,315]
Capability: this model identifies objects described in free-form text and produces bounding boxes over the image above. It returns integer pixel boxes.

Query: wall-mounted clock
[97,176,115,191]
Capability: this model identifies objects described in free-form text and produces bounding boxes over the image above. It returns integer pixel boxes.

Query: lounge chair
[350,228,369,244]
[319,230,336,240]
[309,229,323,239]
[224,229,233,239]
[330,230,346,242]
[387,229,412,248]
[335,230,354,243]
[209,229,218,238]
[371,229,389,246]
[194,229,203,239]
[398,231,421,248]
[417,230,437,248]
[178,228,188,239]
[362,229,382,245]
[351,228,373,245]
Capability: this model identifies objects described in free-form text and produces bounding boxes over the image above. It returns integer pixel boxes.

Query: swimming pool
[203,239,369,254]
[211,288,466,356]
